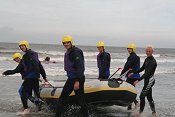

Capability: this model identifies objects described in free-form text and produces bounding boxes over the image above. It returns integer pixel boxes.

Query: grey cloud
[0,0,175,48]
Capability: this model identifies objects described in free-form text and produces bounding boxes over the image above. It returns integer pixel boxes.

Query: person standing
[96,41,111,80]
[18,40,48,113]
[56,35,89,117]
[129,45,157,116]
[120,43,140,110]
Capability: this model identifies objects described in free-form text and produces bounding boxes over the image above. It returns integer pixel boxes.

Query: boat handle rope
[108,67,122,79]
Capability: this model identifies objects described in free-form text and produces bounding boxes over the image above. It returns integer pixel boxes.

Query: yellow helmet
[62,35,73,44]
[127,43,137,52]
[19,40,29,48]
[12,53,22,60]
[97,41,105,47]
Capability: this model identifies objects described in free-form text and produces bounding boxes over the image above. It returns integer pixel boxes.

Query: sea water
[0,42,174,117]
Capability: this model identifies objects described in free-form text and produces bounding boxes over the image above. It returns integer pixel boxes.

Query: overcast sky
[0,0,175,48]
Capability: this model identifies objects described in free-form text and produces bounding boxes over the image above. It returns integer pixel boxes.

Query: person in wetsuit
[130,45,157,116]
[55,35,89,117]
[97,42,111,80]
[18,40,48,114]
[120,43,140,110]
[3,52,47,115]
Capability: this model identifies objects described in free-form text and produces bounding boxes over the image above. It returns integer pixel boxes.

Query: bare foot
[131,109,141,117]
[152,112,157,117]
[16,108,30,116]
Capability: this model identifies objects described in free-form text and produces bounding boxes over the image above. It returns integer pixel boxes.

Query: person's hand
[2,71,7,76]
[98,78,102,80]
[43,81,50,85]
[1,72,6,78]
[74,81,79,90]
[44,78,48,82]
[128,73,134,77]
[133,80,139,86]
[43,78,49,84]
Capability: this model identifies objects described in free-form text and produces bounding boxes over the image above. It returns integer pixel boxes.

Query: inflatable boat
[40,78,137,108]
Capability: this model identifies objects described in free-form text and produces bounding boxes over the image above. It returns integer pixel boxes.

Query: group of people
[3,41,48,115]
[121,43,157,117]
[96,40,157,117]
[2,35,157,117]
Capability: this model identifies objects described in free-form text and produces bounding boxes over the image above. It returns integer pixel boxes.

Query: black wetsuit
[134,56,157,113]
[120,52,140,84]
[56,46,89,117]
[120,52,140,109]
[97,51,111,79]
[22,49,47,109]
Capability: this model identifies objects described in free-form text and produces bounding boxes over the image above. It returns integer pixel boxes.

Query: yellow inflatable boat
[40,79,137,107]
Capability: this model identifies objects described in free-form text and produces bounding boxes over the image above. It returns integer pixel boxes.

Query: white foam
[156,67,175,74]
[0,51,175,76]
[84,58,127,63]
[83,51,99,57]
[38,50,99,57]
[138,54,161,58]
[85,67,98,75]
[0,49,19,53]
[0,64,174,77]
[43,65,66,76]
[38,50,64,56]
[39,57,128,63]
[37,51,99,60]
[156,59,175,63]
[0,57,12,61]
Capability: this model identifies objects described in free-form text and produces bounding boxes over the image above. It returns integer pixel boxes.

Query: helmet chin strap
[23,48,28,53]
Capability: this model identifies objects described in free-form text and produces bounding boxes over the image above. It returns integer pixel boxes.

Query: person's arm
[39,62,48,82]
[138,61,157,81]
[27,52,40,78]
[71,50,84,81]
[134,61,146,74]
[120,56,136,76]
[132,62,146,85]
[70,49,84,91]
[120,61,130,76]
[3,64,23,76]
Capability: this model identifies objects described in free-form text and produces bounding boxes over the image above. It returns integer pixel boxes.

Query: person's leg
[126,78,132,110]
[140,78,155,114]
[16,81,31,115]
[30,79,43,111]
[25,80,37,103]
[34,79,40,98]
[56,79,74,117]
[139,86,147,113]
[126,78,138,110]
[25,83,35,103]
[131,79,139,108]
[147,86,156,114]
[74,76,89,117]
[31,79,41,102]
[18,85,28,109]
[133,100,139,109]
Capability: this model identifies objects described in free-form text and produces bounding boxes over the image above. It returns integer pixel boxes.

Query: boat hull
[40,79,137,109]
